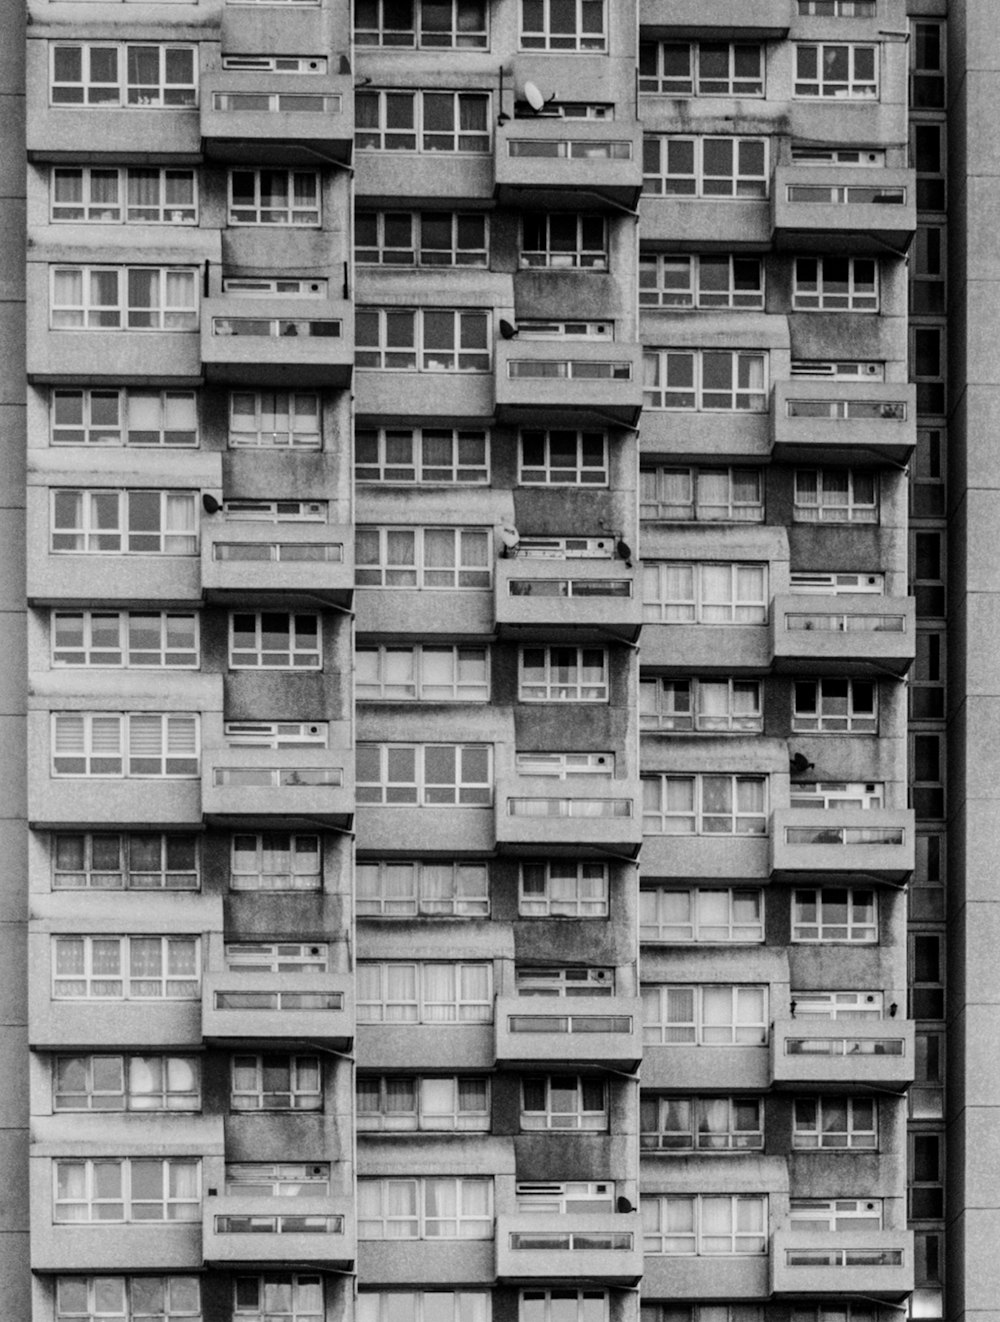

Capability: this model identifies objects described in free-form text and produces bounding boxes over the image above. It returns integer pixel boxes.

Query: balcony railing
[203,1194,355,1268]
[200,71,353,163]
[200,523,353,607]
[495,121,642,207]
[770,593,916,676]
[201,749,353,829]
[770,1229,914,1299]
[772,166,917,253]
[772,381,916,464]
[771,808,914,881]
[771,1018,915,1090]
[495,995,643,1069]
[496,1213,644,1284]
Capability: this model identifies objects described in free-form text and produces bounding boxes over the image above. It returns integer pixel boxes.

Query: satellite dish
[524,81,547,112]
[202,494,221,515]
[499,319,518,340]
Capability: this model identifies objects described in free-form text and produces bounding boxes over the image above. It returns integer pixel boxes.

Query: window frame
[53,1157,202,1223]
[357,961,494,1024]
[358,1176,494,1239]
[51,387,198,447]
[355,426,489,484]
[643,349,768,412]
[228,391,321,448]
[356,307,491,372]
[520,1075,609,1131]
[518,428,608,486]
[640,465,764,523]
[792,1096,877,1150]
[355,526,492,589]
[520,213,608,271]
[793,469,879,524]
[640,1094,764,1152]
[640,677,764,733]
[792,678,878,733]
[639,40,765,97]
[641,1193,768,1255]
[50,266,198,331]
[641,561,768,624]
[791,887,878,944]
[230,833,322,893]
[793,257,879,312]
[55,1275,202,1322]
[230,1053,322,1111]
[794,42,879,99]
[356,743,493,807]
[357,860,490,917]
[53,1053,201,1112]
[642,135,768,198]
[356,644,490,701]
[355,89,491,153]
[519,0,605,51]
[51,166,197,225]
[52,934,201,1000]
[51,610,199,668]
[228,612,322,669]
[357,1075,491,1131]
[53,831,199,891]
[227,169,321,226]
[639,253,765,310]
[355,210,489,266]
[233,1276,325,1322]
[51,712,199,778]
[50,488,198,554]
[518,646,610,703]
[49,42,198,108]
[640,887,764,944]
[642,984,769,1046]
[518,862,610,918]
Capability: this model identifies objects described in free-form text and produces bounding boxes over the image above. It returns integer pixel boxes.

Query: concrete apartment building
[0,0,994,1318]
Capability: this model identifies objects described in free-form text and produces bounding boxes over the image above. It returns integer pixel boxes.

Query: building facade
[0,0,989,1319]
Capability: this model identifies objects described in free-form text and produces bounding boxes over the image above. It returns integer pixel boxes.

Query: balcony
[495,784,642,857]
[494,341,643,427]
[201,73,353,164]
[770,1229,914,1300]
[640,0,791,37]
[773,168,916,254]
[770,593,916,677]
[200,299,353,388]
[203,1195,355,1269]
[641,1253,770,1302]
[201,971,354,1049]
[640,193,772,250]
[494,558,641,642]
[200,522,353,608]
[772,381,916,466]
[201,748,353,830]
[496,1213,643,1285]
[495,121,642,209]
[494,995,643,1070]
[771,808,914,883]
[770,1018,915,1091]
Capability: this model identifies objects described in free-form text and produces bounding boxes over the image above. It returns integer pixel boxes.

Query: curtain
[662,564,695,621]
[459,963,490,1019]
[663,986,695,1042]
[164,493,196,552]
[385,963,418,1022]
[52,269,84,327]
[165,270,195,327]
[423,963,457,1021]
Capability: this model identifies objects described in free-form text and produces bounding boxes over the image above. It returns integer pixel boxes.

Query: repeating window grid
[518,862,610,918]
[359,1293,490,1322]
[51,713,199,778]
[521,214,608,270]
[642,985,768,1046]
[50,43,197,107]
[229,613,322,669]
[355,427,489,483]
[51,267,198,330]
[640,888,764,944]
[55,1274,202,1321]
[793,470,878,524]
[356,645,490,701]
[52,936,200,1000]
[520,1075,608,1131]
[518,429,608,485]
[355,90,490,152]
[794,43,878,98]
[357,861,490,917]
[356,211,488,266]
[52,611,199,668]
[640,466,764,523]
[233,1277,324,1322]
[641,562,768,625]
[355,0,488,47]
[50,490,198,554]
[229,392,321,448]
[518,647,609,703]
[358,1177,493,1239]
[356,1076,491,1131]
[792,888,878,943]
[52,388,198,447]
[640,678,764,733]
[53,1158,201,1223]
[52,166,197,224]
[639,254,764,310]
[228,170,320,225]
[792,679,878,734]
[638,41,764,97]
[53,1054,201,1112]
[792,1097,877,1150]
[641,1194,767,1255]
[356,527,492,588]
[521,1293,608,1322]
[640,1095,764,1152]
[230,833,322,892]
[357,961,493,1023]
[356,308,491,371]
[642,350,768,411]
[230,1054,322,1111]
[642,136,768,198]
[642,775,768,836]
[53,832,199,891]
[520,0,604,50]
[356,744,492,806]
[793,257,878,311]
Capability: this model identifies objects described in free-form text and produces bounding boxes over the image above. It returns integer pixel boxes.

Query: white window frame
[642,1194,768,1254]
[228,170,321,226]
[50,266,198,330]
[515,751,614,778]
[520,213,608,271]
[230,833,322,892]
[356,308,491,372]
[356,644,489,701]
[640,887,764,944]
[790,781,883,810]
[233,1276,324,1322]
[639,40,764,97]
[515,966,614,996]
[642,774,768,836]
[640,466,764,522]
[355,89,491,153]
[223,500,326,524]
[51,166,198,224]
[357,1076,491,1131]
[224,720,327,749]
[642,985,768,1046]
[642,562,768,624]
[50,489,198,554]
[794,469,879,524]
[356,744,493,807]
[519,0,605,51]
[516,1181,615,1213]
[791,990,883,1019]
[355,210,489,266]
[358,1177,494,1239]
[789,1198,882,1232]
[357,860,490,917]
[791,888,878,943]
[51,712,199,778]
[52,935,200,1000]
[229,612,322,669]
[642,349,768,411]
[49,42,198,107]
[518,319,613,340]
[793,257,879,311]
[520,1075,608,1131]
[230,1053,322,1111]
[518,862,610,918]
[355,0,488,47]
[639,254,764,309]
[355,426,489,484]
[52,610,199,668]
[794,43,878,99]
[792,1097,877,1150]
[56,1276,202,1322]
[640,678,764,733]
[792,678,877,733]
[360,1293,491,1322]
[357,961,493,1024]
[225,1163,331,1197]
[51,388,198,447]
[640,1095,764,1152]
[799,1,876,12]
[518,429,608,485]
[642,135,768,198]
[228,391,321,448]
[54,1158,202,1223]
[53,832,199,891]
[355,526,492,588]
[225,943,328,973]
[223,277,328,298]
[518,646,610,703]
[53,1053,201,1112]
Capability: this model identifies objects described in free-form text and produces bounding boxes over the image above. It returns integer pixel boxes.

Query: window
[518,429,608,485]
[642,1194,767,1254]
[521,214,607,270]
[518,647,609,702]
[228,171,320,225]
[50,43,197,106]
[356,645,489,700]
[356,308,490,371]
[912,428,946,521]
[230,834,321,892]
[51,490,197,553]
[794,470,878,523]
[234,1276,323,1322]
[54,1158,200,1222]
[357,744,491,807]
[361,1295,490,1322]
[643,350,767,411]
[789,1198,882,1232]
[356,426,488,483]
[56,1276,201,1321]
[231,1054,321,1111]
[641,1096,763,1151]
[792,1310,874,1322]
[639,42,764,96]
[792,990,883,1019]
[357,861,489,917]
[642,562,768,624]
[53,936,200,999]
[522,1293,607,1322]
[519,862,609,918]
[516,1182,615,1213]
[520,0,604,50]
[52,612,198,668]
[52,389,197,446]
[229,392,320,448]
[911,635,946,730]
[793,258,878,311]
[910,932,945,1020]
[357,961,493,1022]
[913,122,946,213]
[640,678,763,733]
[790,781,883,810]
[642,985,768,1045]
[51,713,198,777]
[225,943,328,973]
[911,20,946,109]
[357,1076,490,1131]
[516,966,613,996]
[358,1177,493,1239]
[793,679,877,734]
[793,1097,877,1150]
[356,211,488,266]
[643,1308,762,1322]
[643,136,767,198]
[799,1,875,11]
[521,1076,607,1130]
[229,613,321,669]
[53,833,198,890]
[639,254,764,310]
[795,43,878,98]
[640,888,764,944]
[910,1132,944,1219]
[355,0,487,45]
[52,166,196,225]
[515,751,614,778]
[224,1164,330,1198]
[912,529,946,618]
[356,527,491,588]
[54,1055,200,1112]
[356,90,490,152]
[640,467,763,523]
[643,775,767,836]
[792,889,878,942]
[51,267,197,330]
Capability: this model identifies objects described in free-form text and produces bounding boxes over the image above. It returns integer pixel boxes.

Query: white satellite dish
[523,81,547,112]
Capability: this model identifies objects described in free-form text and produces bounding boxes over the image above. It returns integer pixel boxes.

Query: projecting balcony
[201,748,353,830]
[201,971,354,1048]
[201,299,353,388]
[771,382,916,466]
[495,121,642,209]
[496,1213,644,1285]
[494,995,643,1070]
[641,1253,770,1302]
[494,342,643,427]
[770,593,916,677]
[770,1018,915,1091]
[770,1229,914,1300]
[32,1219,203,1275]
[640,0,791,37]
[200,523,353,608]
[203,1195,355,1269]
[496,778,642,856]
[495,558,641,641]
[772,168,916,254]
[640,192,772,249]
[770,808,914,883]
[201,73,353,164]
